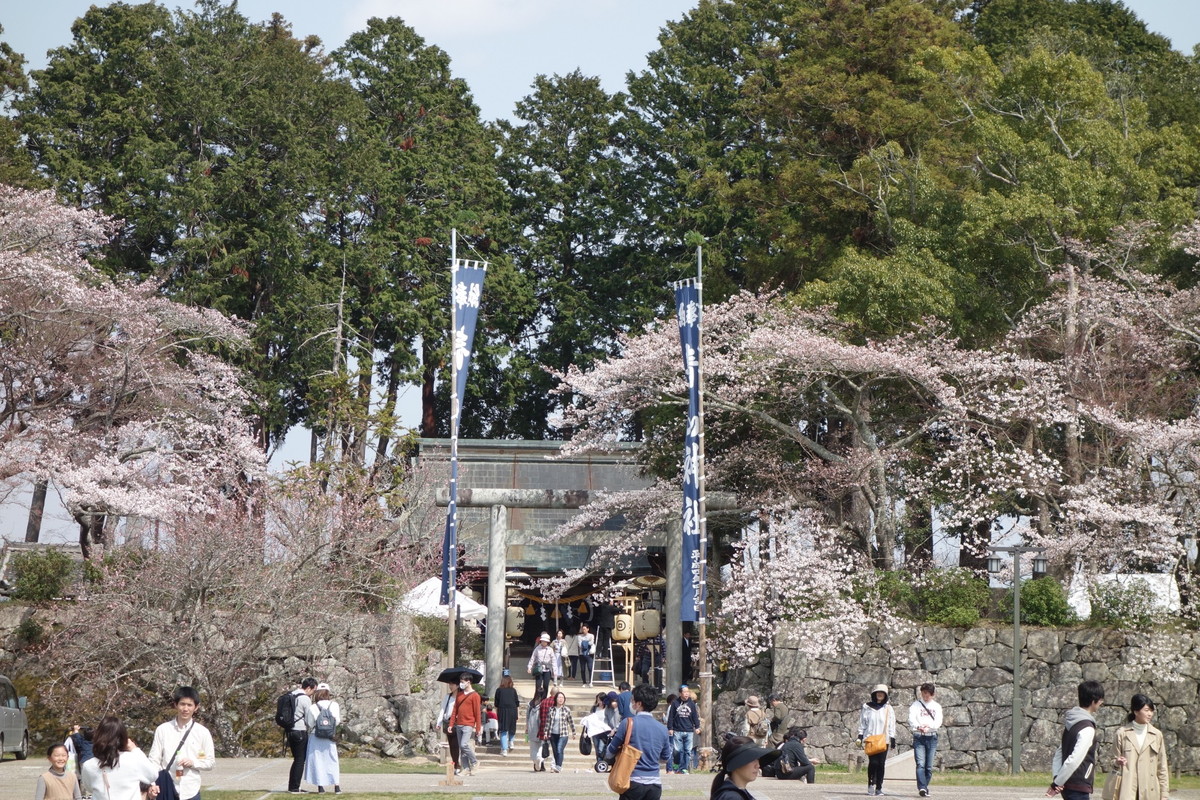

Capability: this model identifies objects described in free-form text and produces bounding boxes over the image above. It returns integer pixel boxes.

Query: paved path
[6,757,1200,800]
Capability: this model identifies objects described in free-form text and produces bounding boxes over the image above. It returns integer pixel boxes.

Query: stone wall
[0,602,452,758]
[723,623,1200,773]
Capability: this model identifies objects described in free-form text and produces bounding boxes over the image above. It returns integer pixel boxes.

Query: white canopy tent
[401,577,488,621]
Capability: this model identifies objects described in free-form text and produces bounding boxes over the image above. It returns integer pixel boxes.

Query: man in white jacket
[150,687,215,800]
[908,683,943,797]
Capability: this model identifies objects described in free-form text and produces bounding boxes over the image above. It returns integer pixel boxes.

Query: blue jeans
[913,733,937,792]
[671,730,694,771]
[549,734,568,768]
[499,729,512,752]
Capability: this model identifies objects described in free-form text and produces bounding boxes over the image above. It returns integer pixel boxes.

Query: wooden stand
[438,743,462,786]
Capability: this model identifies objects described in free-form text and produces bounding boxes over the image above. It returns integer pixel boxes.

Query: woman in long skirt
[304,683,341,793]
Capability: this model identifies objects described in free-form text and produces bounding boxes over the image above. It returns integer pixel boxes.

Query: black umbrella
[437,666,483,684]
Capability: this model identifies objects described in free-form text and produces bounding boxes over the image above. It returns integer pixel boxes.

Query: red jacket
[450,689,482,732]
[537,696,557,740]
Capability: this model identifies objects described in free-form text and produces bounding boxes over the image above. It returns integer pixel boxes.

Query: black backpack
[314,702,337,740]
[275,691,298,730]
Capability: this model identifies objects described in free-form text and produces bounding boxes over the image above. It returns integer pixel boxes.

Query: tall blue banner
[675,282,705,622]
[441,261,487,604]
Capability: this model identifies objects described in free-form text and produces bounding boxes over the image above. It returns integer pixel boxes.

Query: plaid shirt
[545,704,575,737]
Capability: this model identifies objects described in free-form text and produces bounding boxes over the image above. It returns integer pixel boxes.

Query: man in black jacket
[774,727,816,783]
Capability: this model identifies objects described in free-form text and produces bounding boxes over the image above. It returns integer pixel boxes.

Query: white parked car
[0,675,29,760]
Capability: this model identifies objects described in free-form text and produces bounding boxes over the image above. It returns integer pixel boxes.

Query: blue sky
[4,1,1198,124]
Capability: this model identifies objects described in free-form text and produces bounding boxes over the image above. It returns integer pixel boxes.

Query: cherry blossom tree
[22,469,440,754]
[0,185,263,551]
[557,221,1200,662]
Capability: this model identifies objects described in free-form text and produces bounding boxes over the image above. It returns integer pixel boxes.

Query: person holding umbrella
[435,667,481,776]
[449,671,482,776]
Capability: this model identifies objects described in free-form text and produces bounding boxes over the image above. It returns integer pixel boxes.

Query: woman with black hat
[709,736,780,800]
[856,684,896,797]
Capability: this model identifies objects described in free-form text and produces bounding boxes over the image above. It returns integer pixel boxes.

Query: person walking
[742,697,769,746]
[603,684,672,800]
[303,683,341,793]
[525,693,547,773]
[36,744,82,800]
[666,684,702,774]
[494,675,520,757]
[150,686,215,800]
[767,694,791,748]
[81,717,160,800]
[578,624,596,686]
[856,683,896,797]
[565,629,580,681]
[1048,680,1106,799]
[67,727,94,795]
[552,630,567,689]
[581,694,613,771]
[437,686,460,775]
[709,736,781,800]
[908,682,943,797]
[449,672,482,777]
[1107,693,1169,800]
[527,633,558,697]
[542,691,575,773]
[285,678,317,794]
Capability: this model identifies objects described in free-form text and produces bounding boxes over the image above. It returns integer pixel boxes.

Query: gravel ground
[6,757,1199,800]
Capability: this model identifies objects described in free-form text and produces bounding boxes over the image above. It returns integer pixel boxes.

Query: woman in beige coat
[1109,694,1169,800]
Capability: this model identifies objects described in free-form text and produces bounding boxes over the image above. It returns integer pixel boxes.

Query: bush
[1088,578,1161,629]
[917,568,990,626]
[873,570,917,613]
[1001,577,1075,626]
[14,617,44,646]
[10,549,75,602]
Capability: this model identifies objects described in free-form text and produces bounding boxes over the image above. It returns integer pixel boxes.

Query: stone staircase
[469,657,625,772]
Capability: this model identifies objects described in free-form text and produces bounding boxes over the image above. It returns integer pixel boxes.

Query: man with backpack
[278,677,317,794]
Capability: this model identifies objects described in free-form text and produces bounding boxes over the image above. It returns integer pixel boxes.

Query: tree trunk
[24,479,48,543]
[349,358,372,466]
[1063,262,1083,486]
[958,519,991,572]
[905,501,934,563]
[374,358,402,464]
[421,340,437,437]
[76,508,106,558]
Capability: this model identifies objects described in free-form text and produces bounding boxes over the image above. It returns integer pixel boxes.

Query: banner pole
[694,245,713,759]
[447,228,459,667]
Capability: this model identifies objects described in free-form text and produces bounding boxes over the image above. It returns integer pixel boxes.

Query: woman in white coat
[80,717,159,800]
[304,683,341,793]
[856,684,896,797]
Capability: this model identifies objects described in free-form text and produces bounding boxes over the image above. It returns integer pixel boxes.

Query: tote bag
[607,718,642,795]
